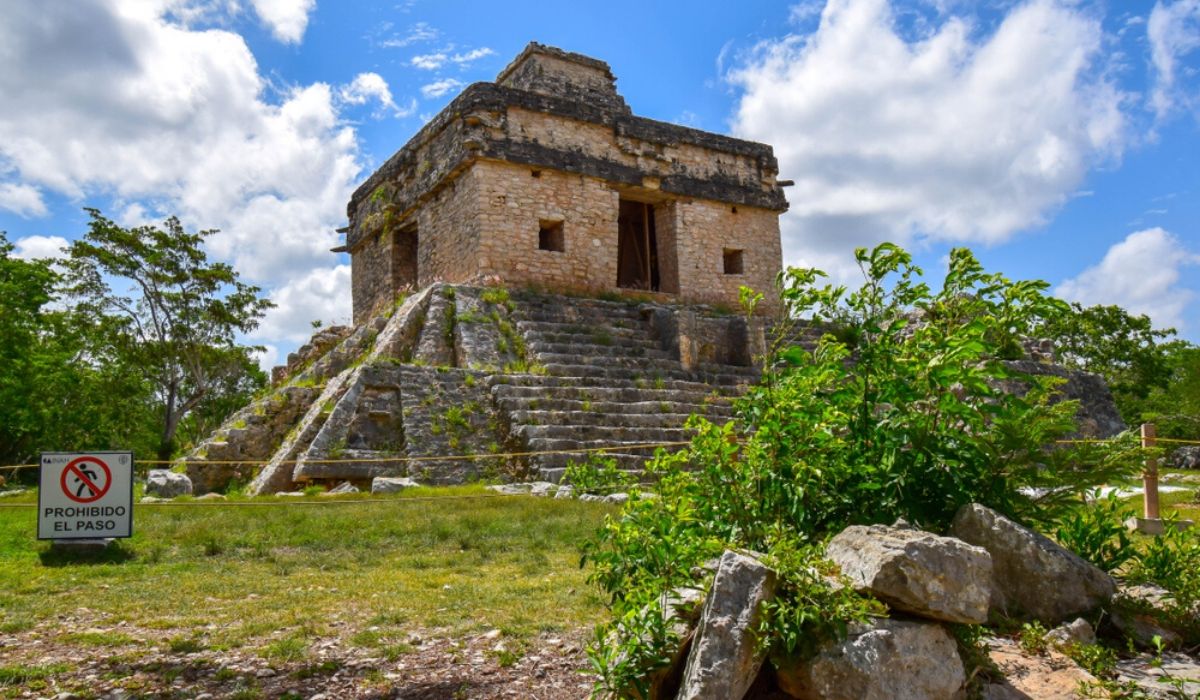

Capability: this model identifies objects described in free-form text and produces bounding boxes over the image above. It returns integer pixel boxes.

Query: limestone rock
[371,477,419,494]
[1044,618,1095,647]
[1116,653,1200,699]
[949,503,1115,622]
[1110,583,1189,649]
[676,550,777,700]
[777,618,965,700]
[554,484,574,499]
[328,481,360,495]
[487,483,531,495]
[983,637,1097,700]
[144,469,193,498]
[529,481,557,496]
[826,523,993,624]
[1171,446,1200,470]
[195,492,226,501]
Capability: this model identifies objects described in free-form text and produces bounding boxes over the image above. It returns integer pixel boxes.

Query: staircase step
[507,408,725,428]
[526,341,670,360]
[518,425,691,443]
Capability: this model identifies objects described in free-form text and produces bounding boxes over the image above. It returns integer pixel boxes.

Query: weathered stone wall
[473,160,618,293]
[351,230,394,325]
[672,200,782,311]
[416,170,482,288]
[343,44,790,321]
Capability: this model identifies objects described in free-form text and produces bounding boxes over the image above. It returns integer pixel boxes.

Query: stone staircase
[495,294,760,482]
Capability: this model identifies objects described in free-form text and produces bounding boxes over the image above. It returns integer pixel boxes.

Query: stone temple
[340,42,789,324]
[178,44,1124,495]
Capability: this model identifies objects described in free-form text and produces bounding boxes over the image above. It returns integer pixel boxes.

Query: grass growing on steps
[0,486,609,675]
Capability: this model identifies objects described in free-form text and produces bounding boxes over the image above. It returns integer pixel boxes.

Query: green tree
[64,209,273,460]
[1041,303,1175,424]
[0,234,159,466]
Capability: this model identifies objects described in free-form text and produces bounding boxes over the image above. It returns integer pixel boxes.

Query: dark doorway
[392,225,418,292]
[617,199,659,291]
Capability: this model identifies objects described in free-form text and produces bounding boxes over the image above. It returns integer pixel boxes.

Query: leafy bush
[1127,519,1200,638]
[581,244,1143,697]
[1054,490,1137,572]
[563,454,638,494]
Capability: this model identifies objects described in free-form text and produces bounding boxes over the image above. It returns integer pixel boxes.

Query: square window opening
[723,248,744,275]
[538,220,565,252]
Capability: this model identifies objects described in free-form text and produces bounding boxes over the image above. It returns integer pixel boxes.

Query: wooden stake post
[1142,423,1159,520]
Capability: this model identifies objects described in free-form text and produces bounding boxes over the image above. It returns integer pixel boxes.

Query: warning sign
[38,452,134,540]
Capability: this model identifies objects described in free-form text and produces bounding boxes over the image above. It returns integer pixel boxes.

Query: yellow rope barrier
[0,440,693,472]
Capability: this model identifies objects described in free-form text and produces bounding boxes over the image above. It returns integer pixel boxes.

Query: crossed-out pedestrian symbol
[60,456,112,503]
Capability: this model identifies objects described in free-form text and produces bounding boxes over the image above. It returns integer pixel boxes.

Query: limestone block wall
[473,159,619,294]
[416,171,482,288]
[351,231,393,325]
[671,200,782,311]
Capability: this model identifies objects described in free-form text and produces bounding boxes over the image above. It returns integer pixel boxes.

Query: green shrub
[1054,490,1137,572]
[581,244,1144,697]
[563,454,637,494]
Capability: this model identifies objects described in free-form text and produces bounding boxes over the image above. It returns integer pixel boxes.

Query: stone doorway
[393,225,418,292]
[617,199,660,291]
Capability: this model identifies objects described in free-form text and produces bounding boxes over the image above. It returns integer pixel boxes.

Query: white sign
[38,452,134,540]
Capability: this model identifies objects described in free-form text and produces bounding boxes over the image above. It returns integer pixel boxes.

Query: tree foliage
[1040,303,1175,423]
[0,210,270,468]
[63,209,272,459]
[581,244,1144,696]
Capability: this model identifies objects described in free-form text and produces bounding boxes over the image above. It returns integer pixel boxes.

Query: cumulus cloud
[12,235,69,260]
[338,72,416,118]
[1148,0,1200,120]
[421,78,464,99]
[252,264,352,343]
[0,0,361,347]
[0,181,47,217]
[248,0,315,44]
[1056,228,1200,331]
[729,0,1127,280]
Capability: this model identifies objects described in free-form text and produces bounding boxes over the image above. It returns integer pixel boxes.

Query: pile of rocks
[646,503,1195,700]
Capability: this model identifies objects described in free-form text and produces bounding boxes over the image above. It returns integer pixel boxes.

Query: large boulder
[144,469,193,498]
[949,503,1115,622]
[776,618,965,700]
[826,523,993,624]
[1110,583,1192,649]
[676,550,777,700]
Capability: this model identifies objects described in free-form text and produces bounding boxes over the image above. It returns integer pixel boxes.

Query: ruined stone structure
[342,43,789,324]
[176,44,1125,496]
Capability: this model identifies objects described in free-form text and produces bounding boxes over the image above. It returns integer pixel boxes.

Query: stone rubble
[949,503,1116,622]
[825,523,993,624]
[143,469,193,498]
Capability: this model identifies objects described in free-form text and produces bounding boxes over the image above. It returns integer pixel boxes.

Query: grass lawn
[0,485,611,697]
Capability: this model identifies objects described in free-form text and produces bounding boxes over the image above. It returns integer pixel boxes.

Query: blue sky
[1,0,1198,368]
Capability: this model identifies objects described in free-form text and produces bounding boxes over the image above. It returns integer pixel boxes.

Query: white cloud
[253,264,352,343]
[420,78,464,99]
[252,343,280,372]
[729,0,1127,280]
[338,72,416,118]
[451,47,494,65]
[0,0,359,346]
[0,181,47,217]
[378,21,438,48]
[1056,228,1200,330]
[411,52,447,70]
[248,0,315,44]
[1148,0,1200,120]
[12,235,69,260]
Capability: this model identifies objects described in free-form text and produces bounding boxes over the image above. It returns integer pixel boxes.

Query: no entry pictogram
[60,456,112,503]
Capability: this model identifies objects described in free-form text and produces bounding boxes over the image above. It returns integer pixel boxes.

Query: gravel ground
[0,621,596,699]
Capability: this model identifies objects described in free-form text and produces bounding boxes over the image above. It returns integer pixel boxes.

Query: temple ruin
[341,42,789,323]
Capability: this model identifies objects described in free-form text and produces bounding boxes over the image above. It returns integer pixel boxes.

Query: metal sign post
[38,452,134,541]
